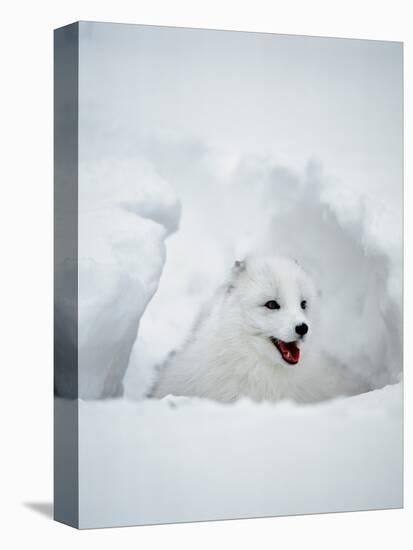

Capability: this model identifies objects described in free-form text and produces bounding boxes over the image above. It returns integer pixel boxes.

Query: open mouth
[270,337,300,365]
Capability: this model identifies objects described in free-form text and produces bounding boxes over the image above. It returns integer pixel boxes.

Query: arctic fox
[152,256,367,403]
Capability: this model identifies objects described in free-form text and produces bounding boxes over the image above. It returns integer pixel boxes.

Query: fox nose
[295,323,308,336]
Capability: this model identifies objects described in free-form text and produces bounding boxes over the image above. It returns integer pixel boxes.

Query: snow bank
[74,158,180,399]
[78,383,402,528]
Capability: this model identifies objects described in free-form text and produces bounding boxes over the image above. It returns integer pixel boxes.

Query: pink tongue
[279,341,300,364]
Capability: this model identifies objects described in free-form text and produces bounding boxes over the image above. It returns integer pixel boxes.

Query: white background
[0,1,410,548]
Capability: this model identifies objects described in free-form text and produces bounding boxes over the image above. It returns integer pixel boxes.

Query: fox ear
[233,259,246,273]
[227,260,246,293]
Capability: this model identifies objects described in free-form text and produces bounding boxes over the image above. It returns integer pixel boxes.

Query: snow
[76,158,180,398]
[77,383,402,528]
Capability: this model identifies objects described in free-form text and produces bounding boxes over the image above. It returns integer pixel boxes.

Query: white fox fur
[152,256,368,403]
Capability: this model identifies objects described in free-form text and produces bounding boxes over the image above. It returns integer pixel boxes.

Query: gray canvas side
[54,22,79,528]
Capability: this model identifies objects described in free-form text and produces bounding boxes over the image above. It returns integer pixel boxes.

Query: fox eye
[301,300,307,310]
[264,300,280,310]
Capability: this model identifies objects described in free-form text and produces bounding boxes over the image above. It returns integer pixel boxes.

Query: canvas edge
[53,21,79,529]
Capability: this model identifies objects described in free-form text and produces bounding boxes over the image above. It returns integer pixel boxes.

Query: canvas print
[54,22,403,529]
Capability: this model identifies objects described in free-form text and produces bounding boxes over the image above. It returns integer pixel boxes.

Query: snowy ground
[76,383,402,528]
